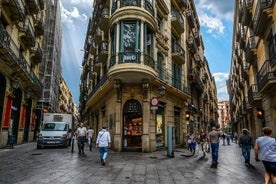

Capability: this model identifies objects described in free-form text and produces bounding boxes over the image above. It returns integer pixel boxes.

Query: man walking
[87,126,94,151]
[208,126,221,168]
[75,122,87,154]
[255,127,276,184]
[239,128,253,165]
[96,126,111,166]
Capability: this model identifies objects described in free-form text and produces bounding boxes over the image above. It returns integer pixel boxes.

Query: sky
[60,0,235,105]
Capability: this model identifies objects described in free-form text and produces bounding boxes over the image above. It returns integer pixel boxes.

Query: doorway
[123,99,142,152]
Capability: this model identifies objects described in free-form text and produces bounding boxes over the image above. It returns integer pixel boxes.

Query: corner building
[228,0,276,139]
[80,0,218,152]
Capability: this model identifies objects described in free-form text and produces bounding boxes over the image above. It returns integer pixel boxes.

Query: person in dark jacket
[239,128,254,164]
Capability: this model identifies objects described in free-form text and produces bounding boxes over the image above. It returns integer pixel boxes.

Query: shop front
[122,99,143,152]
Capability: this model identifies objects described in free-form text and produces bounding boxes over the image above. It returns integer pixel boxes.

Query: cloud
[212,72,229,100]
[194,0,234,35]
[199,13,225,34]
[60,0,91,23]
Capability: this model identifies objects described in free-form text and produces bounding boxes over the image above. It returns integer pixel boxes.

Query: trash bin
[8,135,16,149]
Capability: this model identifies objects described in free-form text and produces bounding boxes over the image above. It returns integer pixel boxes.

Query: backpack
[243,135,251,145]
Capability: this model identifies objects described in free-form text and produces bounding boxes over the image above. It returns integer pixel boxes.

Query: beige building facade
[217,100,231,132]
[228,0,276,139]
[0,0,45,147]
[80,0,218,152]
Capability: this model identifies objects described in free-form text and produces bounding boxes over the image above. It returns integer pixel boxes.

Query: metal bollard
[71,136,75,153]
[167,125,174,158]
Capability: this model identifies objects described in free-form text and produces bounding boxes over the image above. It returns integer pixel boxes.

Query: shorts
[262,161,276,175]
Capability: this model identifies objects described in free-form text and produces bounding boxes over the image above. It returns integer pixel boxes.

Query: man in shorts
[255,127,276,184]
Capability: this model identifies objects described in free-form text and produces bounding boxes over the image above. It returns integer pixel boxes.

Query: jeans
[241,145,251,162]
[77,136,86,152]
[99,146,108,160]
[211,143,219,164]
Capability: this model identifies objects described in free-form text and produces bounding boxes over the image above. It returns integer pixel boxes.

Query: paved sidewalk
[0,141,265,184]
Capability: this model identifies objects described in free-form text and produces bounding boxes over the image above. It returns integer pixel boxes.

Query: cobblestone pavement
[0,141,265,184]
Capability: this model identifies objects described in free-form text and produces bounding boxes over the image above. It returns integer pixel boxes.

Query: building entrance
[123,99,142,152]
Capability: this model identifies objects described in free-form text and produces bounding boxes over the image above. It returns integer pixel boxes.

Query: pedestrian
[234,132,238,144]
[187,130,196,155]
[254,127,276,184]
[96,126,111,166]
[221,132,226,145]
[226,133,231,145]
[208,126,221,168]
[87,126,94,151]
[198,129,208,158]
[75,122,87,154]
[239,128,253,165]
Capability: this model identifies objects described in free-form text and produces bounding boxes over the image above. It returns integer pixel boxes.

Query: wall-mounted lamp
[142,79,149,100]
[25,92,32,99]
[11,80,20,89]
[158,85,166,97]
[114,79,121,102]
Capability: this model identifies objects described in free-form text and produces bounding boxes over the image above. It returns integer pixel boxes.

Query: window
[144,23,154,57]
[172,62,182,90]
[157,53,164,80]
[157,14,163,32]
[268,31,276,60]
[119,21,140,63]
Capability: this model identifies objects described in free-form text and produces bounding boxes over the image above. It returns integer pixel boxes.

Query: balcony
[188,69,203,93]
[194,53,202,68]
[248,84,262,106]
[0,21,42,94]
[34,15,44,36]
[243,97,252,111]
[202,73,207,84]
[18,19,36,48]
[194,32,201,46]
[171,10,185,34]
[257,60,276,94]
[95,28,103,44]
[253,0,274,37]
[108,52,156,84]
[187,10,195,28]
[238,1,244,23]
[187,36,197,54]
[175,0,188,9]
[1,0,26,22]
[99,7,109,32]
[98,41,108,63]
[30,44,43,64]
[172,42,185,65]
[93,56,101,73]
[241,0,253,26]
[239,28,246,49]
[245,36,257,64]
[269,36,276,67]
[90,39,97,55]
[25,0,40,15]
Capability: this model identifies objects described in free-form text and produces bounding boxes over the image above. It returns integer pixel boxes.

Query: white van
[37,122,71,149]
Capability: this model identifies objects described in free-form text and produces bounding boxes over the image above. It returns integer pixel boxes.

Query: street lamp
[158,85,166,97]
[11,80,20,89]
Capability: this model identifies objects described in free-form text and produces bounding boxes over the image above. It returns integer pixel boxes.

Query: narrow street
[0,141,265,184]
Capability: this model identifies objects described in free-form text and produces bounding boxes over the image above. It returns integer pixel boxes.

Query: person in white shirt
[87,126,94,151]
[96,126,111,166]
[75,122,87,154]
